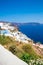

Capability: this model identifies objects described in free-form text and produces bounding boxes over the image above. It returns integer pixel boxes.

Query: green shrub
[20,53,30,63]
[0,35,13,45]
[9,45,17,54]
[22,44,39,59]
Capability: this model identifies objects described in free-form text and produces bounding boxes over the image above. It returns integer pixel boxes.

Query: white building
[0,22,3,27]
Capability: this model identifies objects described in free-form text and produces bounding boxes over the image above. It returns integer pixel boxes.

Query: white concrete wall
[0,45,28,65]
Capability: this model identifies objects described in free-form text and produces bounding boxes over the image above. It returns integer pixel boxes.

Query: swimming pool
[0,30,10,34]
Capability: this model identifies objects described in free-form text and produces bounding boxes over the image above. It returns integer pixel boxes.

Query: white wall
[0,45,28,65]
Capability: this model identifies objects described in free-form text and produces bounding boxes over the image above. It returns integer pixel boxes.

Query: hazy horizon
[0,21,42,24]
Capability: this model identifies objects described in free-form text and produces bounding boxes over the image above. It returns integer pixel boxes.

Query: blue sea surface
[18,23,43,43]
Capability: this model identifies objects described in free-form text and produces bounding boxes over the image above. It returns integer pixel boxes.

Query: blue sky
[0,0,43,23]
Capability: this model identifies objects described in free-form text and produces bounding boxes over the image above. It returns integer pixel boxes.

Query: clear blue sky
[0,0,43,23]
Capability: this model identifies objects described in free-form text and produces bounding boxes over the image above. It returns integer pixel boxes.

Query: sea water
[18,23,43,43]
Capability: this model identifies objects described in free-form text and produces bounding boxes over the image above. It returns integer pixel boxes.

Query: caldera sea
[18,23,43,44]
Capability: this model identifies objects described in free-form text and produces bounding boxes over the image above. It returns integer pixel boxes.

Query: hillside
[0,45,27,65]
[0,35,43,65]
[0,22,43,65]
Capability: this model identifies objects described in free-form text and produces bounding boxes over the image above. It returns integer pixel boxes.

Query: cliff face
[0,22,32,43]
[0,22,43,65]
